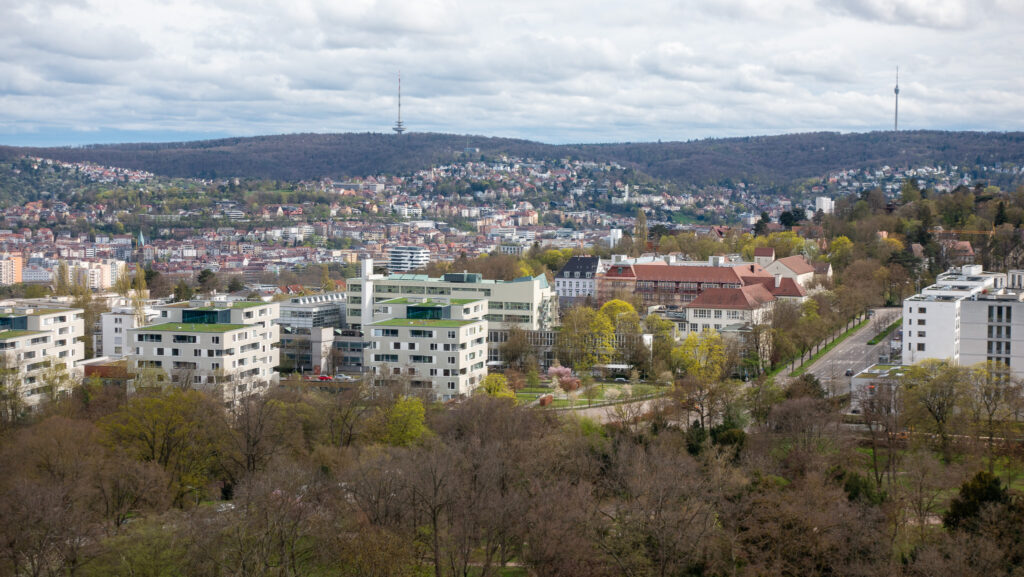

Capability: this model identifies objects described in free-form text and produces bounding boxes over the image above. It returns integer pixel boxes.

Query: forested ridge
[3,130,1024,185]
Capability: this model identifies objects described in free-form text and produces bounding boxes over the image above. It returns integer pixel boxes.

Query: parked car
[614,377,627,382]
[845,368,855,377]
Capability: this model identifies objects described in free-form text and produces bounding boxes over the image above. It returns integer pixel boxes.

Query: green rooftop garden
[142,322,248,333]
[371,318,478,328]
[0,330,42,340]
[380,297,482,305]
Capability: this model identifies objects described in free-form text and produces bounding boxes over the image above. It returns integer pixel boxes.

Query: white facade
[387,246,431,273]
[0,305,86,408]
[364,297,488,400]
[902,265,1006,366]
[128,321,279,403]
[98,306,160,358]
[815,196,835,215]
[348,260,557,331]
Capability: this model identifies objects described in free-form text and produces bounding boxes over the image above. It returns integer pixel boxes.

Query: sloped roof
[634,263,768,284]
[742,276,807,298]
[753,247,775,257]
[685,284,776,310]
[556,256,600,277]
[774,255,815,275]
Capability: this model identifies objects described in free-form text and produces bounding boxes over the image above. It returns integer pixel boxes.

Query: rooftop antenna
[393,72,406,135]
[893,66,900,132]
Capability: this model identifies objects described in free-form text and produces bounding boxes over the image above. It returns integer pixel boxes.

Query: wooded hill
[3,130,1024,187]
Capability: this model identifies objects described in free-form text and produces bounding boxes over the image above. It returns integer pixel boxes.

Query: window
[137,334,162,342]
[173,335,197,343]
[429,343,438,351]
[917,319,926,326]
[212,336,220,344]
[918,307,927,313]
[447,331,457,339]
[156,348,165,356]
[373,354,399,363]
[447,356,456,364]
[917,343,925,351]
[918,331,925,337]
[373,328,399,337]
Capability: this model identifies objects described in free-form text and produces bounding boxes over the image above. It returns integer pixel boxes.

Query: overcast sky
[1,0,1022,146]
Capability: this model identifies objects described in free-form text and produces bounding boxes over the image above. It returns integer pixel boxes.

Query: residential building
[348,259,557,331]
[364,296,488,400]
[127,320,279,404]
[0,253,23,285]
[815,196,835,215]
[554,256,601,303]
[902,265,1006,367]
[98,305,161,358]
[387,245,430,273]
[127,300,280,403]
[0,304,86,408]
[764,255,816,289]
[680,284,776,334]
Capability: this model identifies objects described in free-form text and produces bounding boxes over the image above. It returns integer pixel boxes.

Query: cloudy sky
[1,0,1022,146]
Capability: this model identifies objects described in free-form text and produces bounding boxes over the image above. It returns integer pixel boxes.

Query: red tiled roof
[604,264,636,279]
[685,284,776,310]
[742,276,807,298]
[753,247,775,257]
[773,255,815,275]
[634,263,768,284]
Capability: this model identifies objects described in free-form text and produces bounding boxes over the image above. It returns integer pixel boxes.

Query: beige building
[0,305,86,409]
[348,259,557,331]
[0,254,23,285]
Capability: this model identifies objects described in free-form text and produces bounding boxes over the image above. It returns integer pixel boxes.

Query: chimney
[749,265,755,273]
[774,274,781,288]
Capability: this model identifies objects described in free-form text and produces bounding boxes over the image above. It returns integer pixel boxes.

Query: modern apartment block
[348,259,557,331]
[0,304,85,408]
[98,305,160,358]
[901,265,1010,368]
[387,245,430,273]
[127,300,280,403]
[364,296,488,400]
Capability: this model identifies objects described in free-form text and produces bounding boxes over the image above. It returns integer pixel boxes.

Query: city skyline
[2,0,1023,146]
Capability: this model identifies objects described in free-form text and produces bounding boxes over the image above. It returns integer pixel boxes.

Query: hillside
[3,130,1024,186]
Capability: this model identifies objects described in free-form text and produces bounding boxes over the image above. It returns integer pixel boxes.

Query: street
[804,307,902,397]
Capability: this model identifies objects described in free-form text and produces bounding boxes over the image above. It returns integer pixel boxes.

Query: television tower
[393,72,406,135]
[893,66,900,132]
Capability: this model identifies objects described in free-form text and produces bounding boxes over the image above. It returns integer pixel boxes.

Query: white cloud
[0,0,1022,144]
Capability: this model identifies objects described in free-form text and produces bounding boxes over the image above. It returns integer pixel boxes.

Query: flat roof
[140,322,248,333]
[380,297,482,305]
[370,318,479,328]
[0,330,43,340]
[231,301,265,309]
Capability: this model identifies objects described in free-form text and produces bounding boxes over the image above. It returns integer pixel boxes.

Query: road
[804,307,902,397]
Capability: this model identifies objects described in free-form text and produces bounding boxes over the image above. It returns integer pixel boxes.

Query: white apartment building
[276,292,347,331]
[364,296,488,400]
[348,259,557,331]
[387,246,431,273]
[98,306,161,358]
[554,256,601,301]
[902,265,1006,366]
[815,196,835,215]
[0,305,85,409]
[128,321,279,404]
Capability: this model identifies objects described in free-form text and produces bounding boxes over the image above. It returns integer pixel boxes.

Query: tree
[943,471,1008,531]
[477,374,515,400]
[556,306,613,373]
[132,264,148,327]
[114,265,132,297]
[902,359,966,463]
[320,263,333,293]
[371,396,429,447]
[173,280,195,302]
[196,269,218,293]
[226,276,245,293]
[499,326,533,370]
[53,260,70,296]
[633,209,648,256]
[99,389,226,506]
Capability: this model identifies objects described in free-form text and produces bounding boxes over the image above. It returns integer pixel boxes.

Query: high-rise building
[387,246,431,273]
